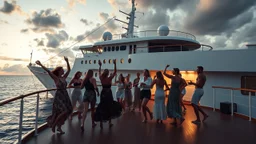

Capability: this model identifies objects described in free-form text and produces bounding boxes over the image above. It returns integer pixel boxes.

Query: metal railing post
[35,93,40,136]
[213,88,216,111]
[18,98,24,144]
[249,92,252,121]
[231,89,234,116]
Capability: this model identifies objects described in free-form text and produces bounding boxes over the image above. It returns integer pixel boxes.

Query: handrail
[212,86,255,122]
[212,86,256,93]
[0,85,103,144]
[0,88,59,106]
[111,29,196,40]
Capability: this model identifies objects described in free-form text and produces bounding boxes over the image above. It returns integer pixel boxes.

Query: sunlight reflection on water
[0,75,51,144]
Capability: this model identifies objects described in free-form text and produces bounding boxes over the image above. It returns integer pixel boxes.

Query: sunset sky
[0,0,256,75]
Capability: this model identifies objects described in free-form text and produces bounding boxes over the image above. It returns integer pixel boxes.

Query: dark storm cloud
[185,0,256,36]
[99,12,118,31]
[0,1,25,15]
[45,30,69,48]
[80,18,92,25]
[20,28,29,33]
[25,9,64,33]
[0,1,15,14]
[75,12,119,42]
[136,0,185,11]
[34,38,44,46]
[136,9,170,30]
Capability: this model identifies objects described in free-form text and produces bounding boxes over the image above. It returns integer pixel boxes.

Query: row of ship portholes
[81,58,132,64]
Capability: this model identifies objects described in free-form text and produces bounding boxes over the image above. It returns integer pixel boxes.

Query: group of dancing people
[35,56,209,134]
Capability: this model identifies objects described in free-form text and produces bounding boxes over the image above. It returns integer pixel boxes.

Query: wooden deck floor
[25,101,256,144]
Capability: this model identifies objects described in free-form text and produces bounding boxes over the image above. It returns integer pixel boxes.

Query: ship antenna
[29,50,33,66]
[115,0,138,38]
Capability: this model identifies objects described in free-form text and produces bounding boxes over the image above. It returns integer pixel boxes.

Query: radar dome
[102,32,112,41]
[157,25,169,36]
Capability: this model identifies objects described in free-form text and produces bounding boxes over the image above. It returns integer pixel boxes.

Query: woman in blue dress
[150,71,169,123]
[163,65,185,126]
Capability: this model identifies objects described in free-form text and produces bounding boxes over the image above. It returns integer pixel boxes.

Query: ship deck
[24,101,256,144]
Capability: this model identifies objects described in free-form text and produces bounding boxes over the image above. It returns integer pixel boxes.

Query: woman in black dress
[94,60,122,128]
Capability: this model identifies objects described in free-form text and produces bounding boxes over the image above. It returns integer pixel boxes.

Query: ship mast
[115,0,138,38]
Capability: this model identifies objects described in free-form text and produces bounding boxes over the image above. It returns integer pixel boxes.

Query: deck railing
[0,86,104,144]
[212,86,256,121]
[111,30,197,41]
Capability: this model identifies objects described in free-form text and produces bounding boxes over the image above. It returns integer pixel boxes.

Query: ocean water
[0,75,52,144]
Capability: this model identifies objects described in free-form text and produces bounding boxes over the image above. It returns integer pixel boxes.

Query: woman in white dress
[151,71,169,123]
[115,74,125,111]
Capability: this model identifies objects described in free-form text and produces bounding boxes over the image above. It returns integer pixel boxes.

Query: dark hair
[51,66,63,77]
[173,68,180,75]
[120,75,125,84]
[156,71,164,80]
[144,69,151,77]
[73,71,82,79]
[102,69,109,78]
[84,69,93,81]
[197,66,204,71]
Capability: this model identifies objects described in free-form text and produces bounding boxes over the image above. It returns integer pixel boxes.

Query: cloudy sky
[0,0,256,75]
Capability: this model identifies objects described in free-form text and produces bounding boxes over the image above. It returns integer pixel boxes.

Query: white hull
[28,48,256,118]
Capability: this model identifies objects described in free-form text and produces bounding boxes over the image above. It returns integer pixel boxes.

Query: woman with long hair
[115,74,125,111]
[124,75,133,111]
[68,71,83,120]
[132,73,141,112]
[139,69,153,123]
[94,60,122,128]
[35,56,72,134]
[150,71,168,123]
[163,65,185,126]
[80,69,99,132]
[179,74,188,113]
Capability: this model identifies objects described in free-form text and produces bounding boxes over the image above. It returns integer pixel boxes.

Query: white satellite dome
[157,25,169,36]
[102,31,113,41]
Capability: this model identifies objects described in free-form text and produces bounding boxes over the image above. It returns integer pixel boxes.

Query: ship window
[120,45,126,51]
[81,60,83,64]
[108,47,111,51]
[89,60,92,64]
[241,76,256,96]
[104,47,107,52]
[112,46,115,51]
[133,45,137,54]
[94,60,96,64]
[103,59,106,64]
[95,72,97,77]
[85,60,87,64]
[109,59,112,64]
[116,46,119,51]
[128,58,131,63]
[120,58,124,63]
[129,45,132,54]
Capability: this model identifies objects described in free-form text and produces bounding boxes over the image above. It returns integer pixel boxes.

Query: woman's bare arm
[63,56,70,79]
[35,60,58,82]
[163,65,174,79]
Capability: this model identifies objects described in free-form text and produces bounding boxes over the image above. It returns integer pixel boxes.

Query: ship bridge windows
[120,45,126,51]
[116,46,119,51]
[148,45,189,53]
